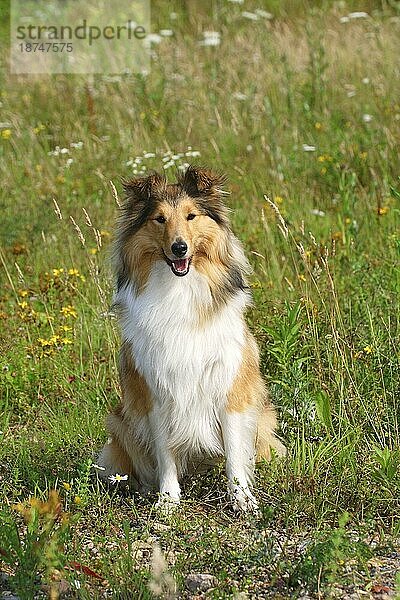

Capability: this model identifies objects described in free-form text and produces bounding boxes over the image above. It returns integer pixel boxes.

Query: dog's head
[117,166,231,282]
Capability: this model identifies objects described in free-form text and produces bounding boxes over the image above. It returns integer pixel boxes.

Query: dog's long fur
[97,166,285,510]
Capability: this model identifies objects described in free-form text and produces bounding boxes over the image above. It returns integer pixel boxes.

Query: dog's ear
[122,171,166,202]
[180,166,230,226]
[180,166,227,198]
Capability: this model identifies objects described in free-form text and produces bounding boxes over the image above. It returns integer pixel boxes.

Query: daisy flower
[109,473,128,484]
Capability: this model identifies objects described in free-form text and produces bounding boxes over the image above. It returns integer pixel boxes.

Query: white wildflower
[242,11,259,20]
[362,77,370,84]
[348,11,369,19]
[109,473,128,484]
[310,209,326,217]
[159,29,174,37]
[233,92,247,101]
[143,152,156,158]
[163,160,175,169]
[302,144,316,152]
[145,33,162,46]
[199,31,221,46]
[340,11,369,23]
[255,9,273,19]
[362,114,373,123]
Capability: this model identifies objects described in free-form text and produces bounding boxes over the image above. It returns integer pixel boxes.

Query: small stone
[185,573,217,593]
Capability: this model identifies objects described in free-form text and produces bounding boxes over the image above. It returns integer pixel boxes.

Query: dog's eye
[155,216,166,224]
[187,213,196,221]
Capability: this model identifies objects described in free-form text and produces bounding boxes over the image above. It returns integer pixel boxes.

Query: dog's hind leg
[96,436,133,482]
[97,407,156,493]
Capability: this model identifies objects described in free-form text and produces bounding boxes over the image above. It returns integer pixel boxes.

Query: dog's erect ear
[122,171,166,202]
[180,166,227,198]
[180,166,230,226]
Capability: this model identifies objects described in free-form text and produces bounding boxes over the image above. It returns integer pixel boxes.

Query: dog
[97,166,285,511]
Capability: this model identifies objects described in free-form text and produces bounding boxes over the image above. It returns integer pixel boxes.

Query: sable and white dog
[97,166,285,511]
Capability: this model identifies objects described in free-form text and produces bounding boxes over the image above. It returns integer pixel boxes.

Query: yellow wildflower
[63,482,71,491]
[359,151,368,160]
[18,289,29,297]
[61,338,73,345]
[59,325,72,332]
[1,129,12,139]
[274,196,284,204]
[60,305,77,319]
[52,268,64,277]
[298,274,306,282]
[74,496,82,505]
[315,122,323,130]
[38,335,61,348]
[89,248,98,255]
[364,345,373,354]
[18,301,28,309]
[33,123,45,134]
[377,206,389,216]
[345,218,351,225]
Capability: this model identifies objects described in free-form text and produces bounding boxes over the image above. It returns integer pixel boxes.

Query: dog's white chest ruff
[116,262,249,453]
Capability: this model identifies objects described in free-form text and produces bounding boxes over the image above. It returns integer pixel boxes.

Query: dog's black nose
[171,240,188,258]
[171,241,187,258]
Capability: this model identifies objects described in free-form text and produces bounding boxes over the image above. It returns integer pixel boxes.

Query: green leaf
[314,391,332,431]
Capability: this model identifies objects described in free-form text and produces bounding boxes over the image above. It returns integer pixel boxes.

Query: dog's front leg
[221,411,258,512]
[149,408,181,507]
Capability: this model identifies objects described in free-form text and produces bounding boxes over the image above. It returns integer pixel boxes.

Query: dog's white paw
[229,485,259,513]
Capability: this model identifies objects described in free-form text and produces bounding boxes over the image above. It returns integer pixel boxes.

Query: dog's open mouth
[163,252,192,277]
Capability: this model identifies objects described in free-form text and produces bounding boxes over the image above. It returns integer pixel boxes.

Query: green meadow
[0,1,399,597]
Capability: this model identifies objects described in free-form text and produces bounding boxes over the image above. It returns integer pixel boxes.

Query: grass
[0,0,399,597]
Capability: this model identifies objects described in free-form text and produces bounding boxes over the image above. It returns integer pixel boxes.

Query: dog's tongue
[173,258,189,273]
